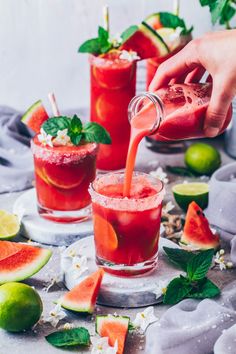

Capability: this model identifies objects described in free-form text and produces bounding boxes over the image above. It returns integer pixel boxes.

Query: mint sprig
[158,12,193,35]
[199,0,235,28]
[78,26,112,54]
[45,327,90,348]
[42,115,111,145]
[163,247,220,304]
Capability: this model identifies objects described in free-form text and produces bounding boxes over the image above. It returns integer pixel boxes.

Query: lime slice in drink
[172,182,209,212]
[0,210,20,240]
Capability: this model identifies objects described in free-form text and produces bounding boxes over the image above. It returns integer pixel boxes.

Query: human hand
[149,30,236,137]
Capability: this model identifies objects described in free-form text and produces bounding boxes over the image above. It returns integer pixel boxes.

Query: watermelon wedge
[96,315,130,354]
[120,22,169,59]
[21,100,49,134]
[0,241,52,284]
[60,269,104,313]
[181,201,220,250]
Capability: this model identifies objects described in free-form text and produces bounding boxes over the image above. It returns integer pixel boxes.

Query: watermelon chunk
[0,241,52,284]
[120,22,169,59]
[21,100,49,134]
[96,315,130,354]
[181,201,220,250]
[60,269,104,313]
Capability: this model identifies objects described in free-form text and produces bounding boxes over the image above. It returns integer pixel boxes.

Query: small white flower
[44,272,64,292]
[70,255,88,279]
[226,261,233,269]
[152,280,169,299]
[43,304,67,327]
[91,337,118,354]
[63,322,74,330]
[214,251,227,271]
[109,33,123,48]
[119,50,140,62]
[53,129,71,146]
[149,167,169,184]
[38,128,53,147]
[133,306,158,332]
[162,201,175,214]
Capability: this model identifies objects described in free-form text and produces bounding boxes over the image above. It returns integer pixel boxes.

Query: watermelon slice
[21,100,49,134]
[60,269,104,313]
[0,241,52,284]
[96,315,130,354]
[181,201,220,250]
[120,22,169,59]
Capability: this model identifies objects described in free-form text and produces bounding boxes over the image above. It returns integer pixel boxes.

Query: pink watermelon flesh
[181,201,220,250]
[96,315,129,354]
[60,269,104,313]
[21,100,49,134]
[120,22,169,59]
[0,241,52,284]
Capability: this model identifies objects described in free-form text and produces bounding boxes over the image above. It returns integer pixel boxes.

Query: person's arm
[149,30,236,137]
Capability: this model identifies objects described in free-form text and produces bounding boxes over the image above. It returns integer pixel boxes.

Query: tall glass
[90,52,136,170]
[89,172,164,276]
[31,136,98,222]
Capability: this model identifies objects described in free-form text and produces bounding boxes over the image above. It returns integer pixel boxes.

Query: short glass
[90,52,136,171]
[89,172,164,276]
[31,135,98,222]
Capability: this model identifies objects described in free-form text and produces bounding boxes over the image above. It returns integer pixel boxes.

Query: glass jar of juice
[90,51,136,170]
[89,172,164,276]
[128,83,232,142]
[31,136,98,222]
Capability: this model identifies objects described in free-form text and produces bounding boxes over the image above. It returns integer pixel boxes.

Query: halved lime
[172,182,209,212]
[0,210,20,240]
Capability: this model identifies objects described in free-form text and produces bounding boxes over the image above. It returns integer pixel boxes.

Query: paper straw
[48,92,60,117]
[103,4,109,33]
[173,0,180,16]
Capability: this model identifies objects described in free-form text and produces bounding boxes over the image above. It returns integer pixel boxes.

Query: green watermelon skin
[21,100,49,134]
[0,241,52,284]
[181,201,220,250]
[120,22,169,59]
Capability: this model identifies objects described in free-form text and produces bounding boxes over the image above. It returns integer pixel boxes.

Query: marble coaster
[13,189,93,246]
[61,236,183,308]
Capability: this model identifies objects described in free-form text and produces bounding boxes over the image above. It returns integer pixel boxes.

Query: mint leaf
[42,116,71,137]
[159,12,186,29]
[199,0,215,5]
[70,133,82,146]
[45,327,90,348]
[188,278,220,299]
[163,247,194,272]
[163,276,192,304]
[219,2,236,24]
[78,38,101,54]
[121,25,139,42]
[83,122,111,144]
[166,165,196,177]
[187,249,214,281]
[98,26,109,43]
[70,115,82,134]
[210,0,228,24]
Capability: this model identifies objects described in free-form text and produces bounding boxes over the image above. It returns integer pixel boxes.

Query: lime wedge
[172,182,209,212]
[0,210,20,240]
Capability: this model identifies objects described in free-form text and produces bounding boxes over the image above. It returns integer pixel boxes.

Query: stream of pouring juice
[123,101,158,197]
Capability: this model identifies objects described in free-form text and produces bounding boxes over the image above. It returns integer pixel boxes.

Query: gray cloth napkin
[0,106,34,193]
[146,281,236,354]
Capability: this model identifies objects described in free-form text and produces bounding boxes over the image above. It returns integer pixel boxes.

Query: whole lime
[185,143,221,175]
[0,282,43,332]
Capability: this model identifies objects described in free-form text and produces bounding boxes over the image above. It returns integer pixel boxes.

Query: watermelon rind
[21,100,43,123]
[141,21,170,54]
[96,315,130,335]
[0,248,52,284]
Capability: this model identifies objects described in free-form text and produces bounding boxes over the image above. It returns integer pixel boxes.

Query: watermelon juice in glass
[22,99,111,223]
[31,137,98,223]
[90,51,137,170]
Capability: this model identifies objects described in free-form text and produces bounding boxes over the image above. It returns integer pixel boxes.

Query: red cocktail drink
[31,136,98,222]
[90,51,136,170]
[90,172,164,276]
